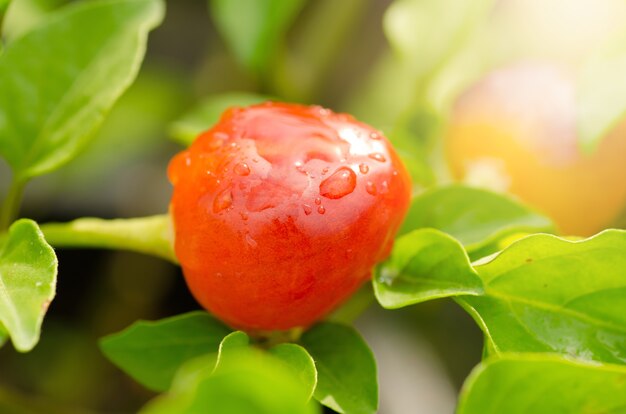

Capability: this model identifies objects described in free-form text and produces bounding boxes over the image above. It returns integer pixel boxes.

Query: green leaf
[374,228,483,309]
[458,354,626,414]
[0,0,164,180]
[209,0,305,76]
[399,185,554,254]
[39,215,177,263]
[301,322,377,414]
[270,343,317,400]
[458,230,626,364]
[577,26,626,152]
[100,311,231,392]
[169,92,270,146]
[142,341,318,414]
[0,219,56,352]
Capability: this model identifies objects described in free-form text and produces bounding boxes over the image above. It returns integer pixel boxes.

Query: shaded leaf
[209,0,305,75]
[458,230,626,364]
[0,219,56,352]
[374,228,482,309]
[458,354,626,414]
[0,0,164,179]
[100,311,231,391]
[301,322,377,414]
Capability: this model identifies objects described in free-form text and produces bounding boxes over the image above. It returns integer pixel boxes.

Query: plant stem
[0,178,26,231]
[39,215,178,263]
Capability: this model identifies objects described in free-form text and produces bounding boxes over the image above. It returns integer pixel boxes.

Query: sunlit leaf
[458,354,626,413]
[301,322,377,414]
[0,0,164,179]
[142,335,318,414]
[270,343,317,400]
[399,185,554,256]
[0,219,56,352]
[374,228,483,309]
[577,26,626,152]
[100,311,231,391]
[459,230,626,364]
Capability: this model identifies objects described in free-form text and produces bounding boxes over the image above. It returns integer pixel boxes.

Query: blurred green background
[1,0,625,412]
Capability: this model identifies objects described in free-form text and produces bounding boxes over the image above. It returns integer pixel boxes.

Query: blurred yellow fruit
[445,63,626,236]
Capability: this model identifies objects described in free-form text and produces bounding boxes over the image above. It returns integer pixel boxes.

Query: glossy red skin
[168,102,411,331]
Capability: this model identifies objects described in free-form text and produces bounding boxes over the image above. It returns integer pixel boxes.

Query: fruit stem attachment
[37,215,178,263]
[0,178,26,231]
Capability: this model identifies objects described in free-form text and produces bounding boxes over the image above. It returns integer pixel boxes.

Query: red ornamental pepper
[168,102,411,331]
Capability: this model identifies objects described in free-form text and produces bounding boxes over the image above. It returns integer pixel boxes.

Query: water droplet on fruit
[368,153,386,162]
[303,204,313,215]
[213,188,233,213]
[370,131,381,140]
[392,170,399,176]
[240,211,249,220]
[321,167,329,175]
[214,132,228,140]
[315,197,322,205]
[319,167,357,199]
[359,163,369,174]
[365,181,377,195]
[246,233,258,248]
[380,180,389,194]
[234,162,250,176]
[317,205,326,214]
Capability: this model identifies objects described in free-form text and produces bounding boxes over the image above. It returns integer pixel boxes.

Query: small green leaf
[270,343,317,400]
[577,26,626,152]
[214,331,250,366]
[458,230,626,364]
[170,92,270,146]
[209,0,305,75]
[0,219,56,352]
[399,185,554,255]
[301,322,377,414]
[100,311,231,392]
[458,354,626,414]
[142,344,318,414]
[374,228,483,309]
[0,0,164,179]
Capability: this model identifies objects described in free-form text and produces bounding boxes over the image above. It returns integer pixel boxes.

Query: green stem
[38,215,178,263]
[0,178,26,231]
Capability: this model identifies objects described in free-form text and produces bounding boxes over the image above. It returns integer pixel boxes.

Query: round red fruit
[168,102,411,332]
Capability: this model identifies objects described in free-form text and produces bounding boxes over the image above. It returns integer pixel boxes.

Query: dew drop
[321,167,329,175]
[234,162,250,176]
[315,197,322,205]
[370,131,381,140]
[365,181,377,195]
[381,180,389,194]
[245,233,258,248]
[213,188,233,213]
[368,153,386,162]
[319,167,357,199]
[392,170,399,176]
[303,204,313,215]
[317,205,326,214]
[359,163,369,174]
